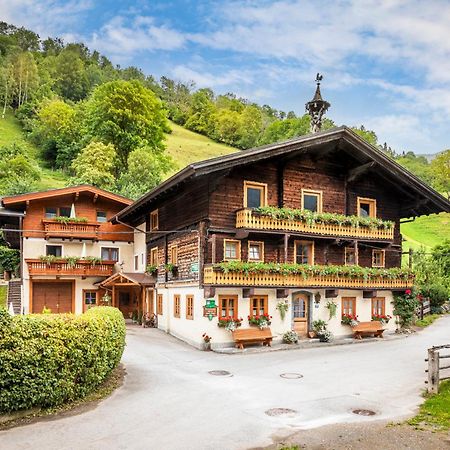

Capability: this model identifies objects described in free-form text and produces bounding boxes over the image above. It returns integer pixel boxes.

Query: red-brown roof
[2,185,132,207]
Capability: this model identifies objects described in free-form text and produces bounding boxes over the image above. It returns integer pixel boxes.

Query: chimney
[305,73,330,133]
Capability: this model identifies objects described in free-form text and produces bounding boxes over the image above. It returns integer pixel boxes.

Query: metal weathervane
[305,73,331,133]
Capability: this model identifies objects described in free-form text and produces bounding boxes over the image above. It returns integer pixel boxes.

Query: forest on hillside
[0,21,449,200]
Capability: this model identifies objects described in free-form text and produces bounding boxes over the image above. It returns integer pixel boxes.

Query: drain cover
[208,370,232,377]
[280,373,303,379]
[352,409,376,416]
[265,408,297,417]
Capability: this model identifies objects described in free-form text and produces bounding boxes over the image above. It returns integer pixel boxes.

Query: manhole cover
[352,409,376,416]
[208,370,232,377]
[280,373,303,379]
[265,408,297,417]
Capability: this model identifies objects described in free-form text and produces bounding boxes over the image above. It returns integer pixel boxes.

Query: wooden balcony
[236,209,394,240]
[204,266,413,290]
[42,219,101,240]
[26,259,115,277]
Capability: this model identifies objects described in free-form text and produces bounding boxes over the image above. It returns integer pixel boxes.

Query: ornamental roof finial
[305,73,330,133]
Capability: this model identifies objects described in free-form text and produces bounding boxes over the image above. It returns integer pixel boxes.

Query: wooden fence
[425,344,450,393]
[417,299,431,320]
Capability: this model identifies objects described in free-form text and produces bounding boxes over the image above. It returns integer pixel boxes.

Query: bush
[0,306,125,413]
[283,330,298,344]
[393,289,420,328]
[421,284,449,309]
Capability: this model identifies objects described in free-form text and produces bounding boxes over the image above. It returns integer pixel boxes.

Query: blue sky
[3,0,450,154]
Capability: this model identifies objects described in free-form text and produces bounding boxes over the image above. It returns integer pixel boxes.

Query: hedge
[0,306,125,413]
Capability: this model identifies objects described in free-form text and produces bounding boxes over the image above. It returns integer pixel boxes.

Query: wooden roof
[113,126,450,222]
[99,272,155,288]
[2,185,132,208]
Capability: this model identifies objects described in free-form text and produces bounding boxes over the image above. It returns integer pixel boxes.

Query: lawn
[0,285,7,309]
[414,314,443,328]
[409,379,450,431]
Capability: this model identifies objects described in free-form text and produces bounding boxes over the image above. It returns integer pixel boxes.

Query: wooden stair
[7,279,22,314]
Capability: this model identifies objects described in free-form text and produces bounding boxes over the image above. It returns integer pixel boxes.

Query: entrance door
[118,291,133,318]
[32,282,73,313]
[292,293,309,337]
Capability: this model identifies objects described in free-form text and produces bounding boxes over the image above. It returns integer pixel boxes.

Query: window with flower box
[220,295,238,319]
[372,249,385,268]
[186,295,194,320]
[248,241,264,262]
[371,297,385,316]
[357,197,377,218]
[224,239,240,261]
[244,181,267,208]
[150,247,158,266]
[342,297,356,316]
[301,189,323,213]
[174,294,180,318]
[157,294,163,315]
[249,295,268,317]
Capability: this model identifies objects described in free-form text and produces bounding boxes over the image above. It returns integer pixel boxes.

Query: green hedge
[0,306,125,413]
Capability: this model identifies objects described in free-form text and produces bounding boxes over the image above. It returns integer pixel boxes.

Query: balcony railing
[204,266,413,290]
[42,219,101,240]
[26,259,115,277]
[236,208,394,240]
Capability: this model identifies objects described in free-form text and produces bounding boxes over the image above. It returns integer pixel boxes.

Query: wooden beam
[363,290,376,298]
[93,193,98,203]
[211,233,217,264]
[284,234,290,263]
[277,161,285,208]
[204,286,216,298]
[276,288,289,298]
[325,289,338,298]
[347,161,375,182]
[242,287,255,298]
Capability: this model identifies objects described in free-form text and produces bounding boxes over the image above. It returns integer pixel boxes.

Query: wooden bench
[232,328,273,349]
[352,321,385,340]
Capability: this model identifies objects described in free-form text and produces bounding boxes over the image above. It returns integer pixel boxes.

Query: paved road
[1,317,450,450]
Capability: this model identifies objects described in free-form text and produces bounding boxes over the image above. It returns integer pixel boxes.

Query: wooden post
[428,348,440,394]
[284,234,289,263]
[211,234,217,264]
[408,248,413,270]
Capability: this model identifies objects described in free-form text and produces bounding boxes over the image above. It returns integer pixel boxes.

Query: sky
[2,0,450,155]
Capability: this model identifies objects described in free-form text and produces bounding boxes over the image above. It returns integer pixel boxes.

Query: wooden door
[118,290,133,318]
[146,289,154,315]
[292,293,309,337]
[32,282,73,313]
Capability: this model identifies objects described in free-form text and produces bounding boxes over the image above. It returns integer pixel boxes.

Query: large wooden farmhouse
[112,125,450,347]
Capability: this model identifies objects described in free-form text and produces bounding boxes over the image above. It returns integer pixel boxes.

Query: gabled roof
[2,185,132,208]
[113,126,450,223]
[99,272,155,288]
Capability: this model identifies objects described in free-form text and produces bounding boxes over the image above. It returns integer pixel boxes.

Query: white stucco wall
[132,223,147,272]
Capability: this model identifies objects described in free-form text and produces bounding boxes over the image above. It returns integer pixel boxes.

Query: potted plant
[146,264,158,276]
[282,330,298,344]
[165,263,178,276]
[325,300,337,320]
[312,319,333,342]
[341,313,359,326]
[276,300,289,320]
[202,333,212,350]
[217,316,243,332]
[372,314,392,324]
[248,313,272,329]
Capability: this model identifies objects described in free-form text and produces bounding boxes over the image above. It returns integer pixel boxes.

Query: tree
[8,52,39,108]
[430,150,450,198]
[84,80,168,172]
[185,88,215,135]
[69,142,116,189]
[352,126,378,146]
[117,147,174,199]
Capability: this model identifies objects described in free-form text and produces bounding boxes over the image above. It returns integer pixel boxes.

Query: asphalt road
[1,316,449,450]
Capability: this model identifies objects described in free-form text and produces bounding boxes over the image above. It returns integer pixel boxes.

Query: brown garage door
[32,282,73,314]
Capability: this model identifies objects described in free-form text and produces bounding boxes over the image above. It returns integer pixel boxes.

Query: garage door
[32,282,73,314]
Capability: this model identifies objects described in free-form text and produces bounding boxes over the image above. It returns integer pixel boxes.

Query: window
[134,255,139,271]
[250,295,268,317]
[345,246,358,265]
[46,245,62,257]
[301,189,322,213]
[294,241,314,265]
[174,295,180,318]
[45,207,57,219]
[157,294,163,315]
[96,211,107,223]
[170,245,178,265]
[101,247,119,262]
[372,297,385,316]
[224,239,240,261]
[248,241,264,261]
[357,197,377,218]
[45,207,70,218]
[150,210,159,231]
[372,249,385,268]
[150,247,158,266]
[220,295,238,319]
[342,297,356,316]
[84,290,97,306]
[244,181,267,208]
[186,295,194,320]
[59,207,71,217]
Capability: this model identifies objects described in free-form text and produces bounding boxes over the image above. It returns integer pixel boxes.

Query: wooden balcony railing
[204,266,413,289]
[26,259,115,277]
[42,219,101,240]
[236,209,394,240]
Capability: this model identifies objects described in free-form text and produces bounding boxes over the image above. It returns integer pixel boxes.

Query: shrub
[393,289,420,328]
[283,330,298,344]
[421,284,449,309]
[0,307,125,413]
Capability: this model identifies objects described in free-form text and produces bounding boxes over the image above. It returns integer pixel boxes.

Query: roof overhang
[99,272,155,288]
